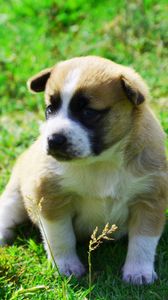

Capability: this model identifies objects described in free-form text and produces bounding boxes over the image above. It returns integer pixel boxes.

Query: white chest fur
[57,153,152,238]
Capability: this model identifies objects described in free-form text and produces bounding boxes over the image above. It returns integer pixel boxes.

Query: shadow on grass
[9,220,168,299]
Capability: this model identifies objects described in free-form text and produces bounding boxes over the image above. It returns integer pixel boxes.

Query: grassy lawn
[0,0,168,299]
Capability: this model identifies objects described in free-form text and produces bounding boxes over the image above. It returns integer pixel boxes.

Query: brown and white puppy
[0,56,167,284]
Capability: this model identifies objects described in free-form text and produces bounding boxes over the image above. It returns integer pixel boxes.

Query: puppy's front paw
[122,264,158,285]
[55,255,86,278]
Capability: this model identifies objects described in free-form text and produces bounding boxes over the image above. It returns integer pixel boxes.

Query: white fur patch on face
[123,235,159,284]
[41,68,92,158]
[60,68,81,115]
[43,115,91,157]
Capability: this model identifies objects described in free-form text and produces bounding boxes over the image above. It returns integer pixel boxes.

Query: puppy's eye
[81,107,110,128]
[45,94,61,119]
[83,108,100,119]
[45,104,58,119]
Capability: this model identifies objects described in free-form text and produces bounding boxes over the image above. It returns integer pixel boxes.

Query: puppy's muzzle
[47,133,72,161]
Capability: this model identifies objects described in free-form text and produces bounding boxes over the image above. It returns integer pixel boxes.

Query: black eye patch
[69,91,110,128]
[70,91,89,112]
[45,93,61,119]
[80,107,109,128]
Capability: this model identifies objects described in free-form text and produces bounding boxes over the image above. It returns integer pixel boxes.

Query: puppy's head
[27,56,148,162]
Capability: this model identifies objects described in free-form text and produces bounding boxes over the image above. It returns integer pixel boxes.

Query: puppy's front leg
[40,215,85,277]
[123,201,165,285]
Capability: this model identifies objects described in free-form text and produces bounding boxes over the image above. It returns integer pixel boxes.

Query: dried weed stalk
[88,223,118,300]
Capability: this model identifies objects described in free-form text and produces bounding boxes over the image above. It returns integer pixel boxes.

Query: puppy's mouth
[46,134,91,162]
[46,134,77,161]
[47,148,74,161]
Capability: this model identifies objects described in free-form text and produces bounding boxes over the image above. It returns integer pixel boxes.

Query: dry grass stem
[89,223,118,252]
[10,285,48,300]
[88,223,118,300]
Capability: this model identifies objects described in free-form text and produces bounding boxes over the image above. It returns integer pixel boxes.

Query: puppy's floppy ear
[27,67,52,93]
[120,70,149,105]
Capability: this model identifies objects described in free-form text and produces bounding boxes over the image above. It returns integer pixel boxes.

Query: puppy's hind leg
[0,177,28,245]
[122,200,165,285]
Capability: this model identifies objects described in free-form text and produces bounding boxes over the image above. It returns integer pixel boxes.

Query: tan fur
[129,200,166,237]
[45,56,149,107]
[1,56,167,282]
[7,56,168,229]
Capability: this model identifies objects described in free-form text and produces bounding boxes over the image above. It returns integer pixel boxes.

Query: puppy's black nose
[48,134,67,151]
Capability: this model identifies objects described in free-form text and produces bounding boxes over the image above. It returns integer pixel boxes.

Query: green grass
[0,0,168,299]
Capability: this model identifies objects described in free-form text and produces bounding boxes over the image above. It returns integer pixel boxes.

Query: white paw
[122,264,158,285]
[53,255,86,278]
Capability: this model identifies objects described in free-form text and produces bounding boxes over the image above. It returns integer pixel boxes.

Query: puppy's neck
[63,137,127,172]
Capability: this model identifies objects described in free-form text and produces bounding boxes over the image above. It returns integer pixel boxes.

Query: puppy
[0,56,167,284]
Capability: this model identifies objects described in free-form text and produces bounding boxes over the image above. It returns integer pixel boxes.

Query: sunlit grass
[0,0,168,299]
